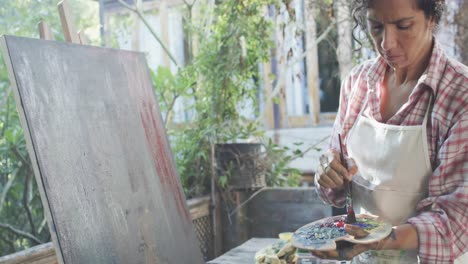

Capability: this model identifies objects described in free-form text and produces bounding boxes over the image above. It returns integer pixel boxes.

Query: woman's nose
[381,28,397,52]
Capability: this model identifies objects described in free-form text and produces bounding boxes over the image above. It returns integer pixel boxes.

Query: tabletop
[206,238,349,264]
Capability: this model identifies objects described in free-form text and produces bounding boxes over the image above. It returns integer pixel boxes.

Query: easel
[38,0,87,44]
[1,1,205,263]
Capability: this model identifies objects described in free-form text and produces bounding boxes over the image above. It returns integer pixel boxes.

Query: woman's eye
[371,25,383,32]
[397,24,411,30]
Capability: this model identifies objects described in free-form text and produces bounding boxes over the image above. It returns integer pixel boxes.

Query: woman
[313,0,467,263]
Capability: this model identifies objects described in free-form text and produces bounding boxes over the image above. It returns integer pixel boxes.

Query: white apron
[347,93,429,264]
[346,93,468,263]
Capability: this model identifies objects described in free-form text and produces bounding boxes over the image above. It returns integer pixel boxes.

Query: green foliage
[147,0,320,198]
[262,138,303,187]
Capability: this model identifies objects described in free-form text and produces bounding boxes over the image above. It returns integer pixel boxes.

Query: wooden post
[131,11,140,50]
[77,30,88,45]
[38,21,55,41]
[160,0,172,68]
[335,0,353,82]
[57,0,80,44]
[262,61,275,129]
[274,3,290,129]
[210,144,223,257]
[304,0,320,125]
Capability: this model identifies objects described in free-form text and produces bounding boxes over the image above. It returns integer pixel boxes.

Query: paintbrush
[339,134,356,224]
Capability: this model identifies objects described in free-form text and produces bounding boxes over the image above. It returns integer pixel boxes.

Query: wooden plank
[38,22,55,41]
[207,238,279,264]
[288,115,311,128]
[187,196,211,220]
[57,0,80,43]
[0,243,57,264]
[0,35,203,264]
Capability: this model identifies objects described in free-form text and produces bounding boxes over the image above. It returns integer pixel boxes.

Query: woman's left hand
[310,224,377,261]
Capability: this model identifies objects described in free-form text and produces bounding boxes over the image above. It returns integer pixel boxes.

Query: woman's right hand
[316,151,358,190]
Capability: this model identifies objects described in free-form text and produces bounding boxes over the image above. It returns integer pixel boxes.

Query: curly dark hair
[352,0,446,45]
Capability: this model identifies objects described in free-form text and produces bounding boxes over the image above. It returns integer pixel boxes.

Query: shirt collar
[365,39,448,94]
[418,39,448,94]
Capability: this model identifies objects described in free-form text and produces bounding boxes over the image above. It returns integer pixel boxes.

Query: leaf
[219,175,228,188]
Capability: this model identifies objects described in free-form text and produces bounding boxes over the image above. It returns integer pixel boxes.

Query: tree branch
[183,0,198,7]
[257,18,339,123]
[38,217,47,235]
[116,0,180,67]
[0,222,43,244]
[0,86,12,113]
[164,94,180,127]
[0,167,19,214]
[23,172,37,236]
[11,146,32,171]
[116,0,136,11]
[1,87,12,138]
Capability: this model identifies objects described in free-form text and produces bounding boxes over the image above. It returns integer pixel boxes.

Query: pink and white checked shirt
[316,40,468,263]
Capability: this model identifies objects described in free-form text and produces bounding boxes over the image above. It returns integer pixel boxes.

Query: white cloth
[346,95,432,263]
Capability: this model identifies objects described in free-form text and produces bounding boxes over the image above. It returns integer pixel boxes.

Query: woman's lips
[385,55,403,62]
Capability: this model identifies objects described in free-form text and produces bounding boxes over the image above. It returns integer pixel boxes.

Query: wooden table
[207,238,278,264]
[206,238,349,264]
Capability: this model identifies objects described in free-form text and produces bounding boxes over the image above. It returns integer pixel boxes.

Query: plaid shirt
[316,40,468,263]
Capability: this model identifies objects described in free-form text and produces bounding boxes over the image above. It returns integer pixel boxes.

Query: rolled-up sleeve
[407,115,468,263]
[315,63,360,207]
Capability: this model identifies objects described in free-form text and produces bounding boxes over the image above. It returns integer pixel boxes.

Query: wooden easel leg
[38,21,55,41]
[57,0,80,44]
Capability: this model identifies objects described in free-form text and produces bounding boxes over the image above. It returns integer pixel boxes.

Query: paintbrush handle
[338,133,356,223]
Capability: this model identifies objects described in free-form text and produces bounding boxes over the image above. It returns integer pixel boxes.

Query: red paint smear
[139,99,191,223]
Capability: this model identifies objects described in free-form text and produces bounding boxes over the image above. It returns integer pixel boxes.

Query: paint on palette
[294,215,381,247]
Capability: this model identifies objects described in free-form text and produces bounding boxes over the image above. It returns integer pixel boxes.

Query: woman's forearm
[374,224,419,250]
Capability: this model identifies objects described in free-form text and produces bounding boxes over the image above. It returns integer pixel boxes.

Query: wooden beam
[187,195,211,220]
[304,0,320,125]
[131,11,140,50]
[288,115,311,128]
[38,21,55,41]
[160,0,171,68]
[57,0,80,44]
[262,61,275,129]
[0,242,57,264]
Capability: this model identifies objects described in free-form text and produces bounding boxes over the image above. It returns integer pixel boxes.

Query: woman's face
[367,0,435,70]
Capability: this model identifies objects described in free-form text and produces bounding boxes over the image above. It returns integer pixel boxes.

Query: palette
[291,214,392,251]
